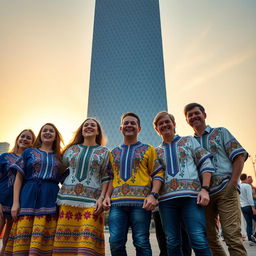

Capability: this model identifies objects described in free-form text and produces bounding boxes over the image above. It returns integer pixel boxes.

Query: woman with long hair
[52,118,111,256]
[0,129,35,255]
[4,123,63,255]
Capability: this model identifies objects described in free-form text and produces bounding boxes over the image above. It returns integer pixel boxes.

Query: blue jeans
[241,206,254,240]
[159,197,211,256]
[109,205,152,256]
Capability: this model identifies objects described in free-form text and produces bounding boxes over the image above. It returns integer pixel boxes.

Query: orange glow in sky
[0,0,256,178]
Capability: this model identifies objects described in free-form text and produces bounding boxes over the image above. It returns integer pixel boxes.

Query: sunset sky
[0,0,256,178]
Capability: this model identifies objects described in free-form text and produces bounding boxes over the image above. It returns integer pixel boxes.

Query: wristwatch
[201,186,210,192]
[150,192,159,199]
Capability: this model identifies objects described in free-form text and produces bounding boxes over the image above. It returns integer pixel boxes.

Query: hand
[252,208,256,215]
[11,202,20,222]
[229,179,238,187]
[94,198,103,215]
[143,195,158,211]
[197,189,210,206]
[0,204,3,220]
[103,196,111,211]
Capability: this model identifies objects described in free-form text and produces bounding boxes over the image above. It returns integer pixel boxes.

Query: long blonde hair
[10,129,36,154]
[33,123,64,161]
[63,118,106,154]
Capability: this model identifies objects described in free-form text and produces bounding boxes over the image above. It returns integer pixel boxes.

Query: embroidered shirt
[10,148,61,215]
[156,135,214,202]
[110,141,164,206]
[0,153,19,214]
[194,126,248,195]
[57,144,111,208]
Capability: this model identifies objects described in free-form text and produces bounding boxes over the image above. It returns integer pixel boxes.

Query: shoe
[251,235,256,243]
[249,241,256,246]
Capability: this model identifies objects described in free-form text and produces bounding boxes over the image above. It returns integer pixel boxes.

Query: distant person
[52,118,111,256]
[5,123,63,255]
[103,112,164,256]
[239,173,256,245]
[247,176,256,203]
[0,129,35,255]
[184,103,248,256]
[153,111,213,256]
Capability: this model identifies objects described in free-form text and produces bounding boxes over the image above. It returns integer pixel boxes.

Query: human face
[82,119,99,138]
[186,106,206,129]
[247,177,253,184]
[156,115,175,138]
[120,116,141,138]
[17,130,34,150]
[40,124,56,144]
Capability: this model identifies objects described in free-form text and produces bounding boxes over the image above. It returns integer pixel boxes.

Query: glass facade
[88,0,167,149]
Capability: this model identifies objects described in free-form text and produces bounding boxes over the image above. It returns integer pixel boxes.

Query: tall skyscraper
[87,0,167,149]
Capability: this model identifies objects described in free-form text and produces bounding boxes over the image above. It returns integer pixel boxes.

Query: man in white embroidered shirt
[184,103,248,256]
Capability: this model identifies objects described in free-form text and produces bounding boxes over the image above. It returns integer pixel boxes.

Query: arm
[103,180,113,211]
[94,181,109,215]
[229,154,246,186]
[11,172,23,221]
[143,179,163,211]
[197,172,211,206]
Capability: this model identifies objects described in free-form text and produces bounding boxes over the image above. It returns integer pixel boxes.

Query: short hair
[153,111,175,129]
[121,112,141,127]
[184,103,205,115]
[240,173,247,181]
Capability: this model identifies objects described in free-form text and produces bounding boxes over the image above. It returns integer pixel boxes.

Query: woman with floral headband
[52,118,111,256]
[0,129,35,255]
[4,123,63,255]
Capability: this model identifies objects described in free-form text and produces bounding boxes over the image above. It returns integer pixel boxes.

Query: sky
[0,0,256,178]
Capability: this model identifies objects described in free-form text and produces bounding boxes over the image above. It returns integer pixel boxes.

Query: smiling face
[82,119,99,139]
[155,114,176,138]
[40,124,56,144]
[120,115,141,138]
[17,130,34,151]
[186,106,207,130]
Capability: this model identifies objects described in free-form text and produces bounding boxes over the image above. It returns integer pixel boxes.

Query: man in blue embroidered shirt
[184,103,248,256]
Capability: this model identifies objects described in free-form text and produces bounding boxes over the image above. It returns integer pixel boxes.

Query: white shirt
[240,182,254,207]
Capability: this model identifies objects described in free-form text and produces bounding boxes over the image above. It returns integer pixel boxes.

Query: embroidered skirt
[4,214,57,255]
[52,205,105,256]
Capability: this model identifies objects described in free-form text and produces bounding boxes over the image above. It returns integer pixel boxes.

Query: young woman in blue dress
[4,123,63,255]
[0,129,35,255]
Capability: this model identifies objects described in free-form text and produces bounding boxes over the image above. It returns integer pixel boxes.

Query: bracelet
[99,194,105,200]
[201,186,210,192]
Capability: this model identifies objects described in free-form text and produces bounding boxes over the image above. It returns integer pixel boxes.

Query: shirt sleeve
[221,128,248,162]
[246,185,255,206]
[190,137,215,175]
[9,150,28,176]
[100,149,112,184]
[148,146,164,183]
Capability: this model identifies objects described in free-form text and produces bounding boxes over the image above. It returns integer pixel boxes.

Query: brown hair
[120,112,141,127]
[63,118,106,154]
[184,103,205,116]
[153,111,175,129]
[10,129,36,154]
[33,123,64,161]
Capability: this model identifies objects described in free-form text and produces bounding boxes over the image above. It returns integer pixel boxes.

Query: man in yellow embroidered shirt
[103,112,164,256]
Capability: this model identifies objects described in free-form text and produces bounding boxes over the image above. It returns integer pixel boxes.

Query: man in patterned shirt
[103,112,164,256]
[184,103,248,256]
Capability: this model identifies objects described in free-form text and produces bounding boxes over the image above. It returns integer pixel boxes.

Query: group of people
[0,102,249,256]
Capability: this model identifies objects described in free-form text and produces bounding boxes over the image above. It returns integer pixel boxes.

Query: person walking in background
[184,103,248,256]
[52,118,111,256]
[0,129,35,255]
[153,111,213,256]
[4,123,63,255]
[240,173,256,246]
[103,112,164,256]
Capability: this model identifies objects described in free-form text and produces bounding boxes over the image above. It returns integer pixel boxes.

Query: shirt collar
[194,125,212,137]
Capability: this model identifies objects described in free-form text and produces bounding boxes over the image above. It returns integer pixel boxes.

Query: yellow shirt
[110,141,164,206]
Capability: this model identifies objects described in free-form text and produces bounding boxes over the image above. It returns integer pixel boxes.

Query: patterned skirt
[52,205,105,256]
[4,214,57,255]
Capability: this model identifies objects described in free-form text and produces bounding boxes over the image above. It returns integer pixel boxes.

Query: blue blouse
[0,153,19,216]
[10,148,62,215]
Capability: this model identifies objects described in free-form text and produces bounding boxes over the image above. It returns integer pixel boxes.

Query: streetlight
[249,154,256,178]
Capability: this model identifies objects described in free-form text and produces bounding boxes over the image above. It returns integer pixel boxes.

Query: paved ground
[105,232,256,255]
[1,232,255,255]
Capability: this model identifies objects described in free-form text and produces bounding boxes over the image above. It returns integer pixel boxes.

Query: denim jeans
[109,205,152,256]
[159,197,211,256]
[241,205,254,241]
